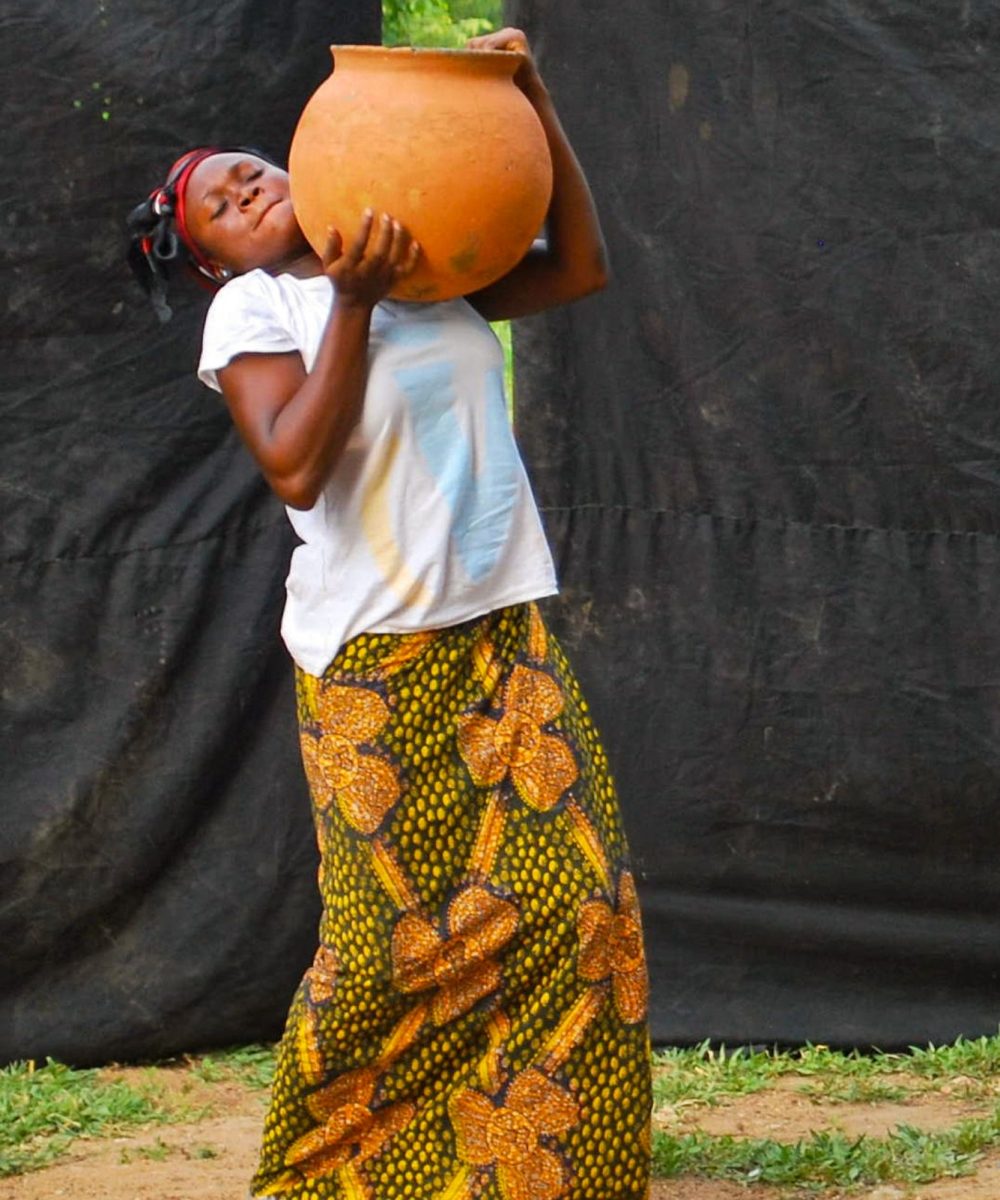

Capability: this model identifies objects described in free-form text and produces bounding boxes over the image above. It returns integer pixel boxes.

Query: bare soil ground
[2,1066,999,1200]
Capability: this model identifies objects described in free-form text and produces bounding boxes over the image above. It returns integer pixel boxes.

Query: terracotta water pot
[288,45,553,302]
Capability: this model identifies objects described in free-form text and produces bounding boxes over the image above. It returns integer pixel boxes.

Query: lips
[254,198,283,228]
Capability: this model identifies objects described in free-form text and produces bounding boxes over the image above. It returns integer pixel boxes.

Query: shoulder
[204,268,284,325]
[201,269,327,345]
[198,270,310,391]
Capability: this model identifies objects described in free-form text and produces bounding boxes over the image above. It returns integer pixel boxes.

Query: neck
[266,247,324,279]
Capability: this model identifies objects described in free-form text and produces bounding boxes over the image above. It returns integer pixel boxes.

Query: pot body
[289,46,553,302]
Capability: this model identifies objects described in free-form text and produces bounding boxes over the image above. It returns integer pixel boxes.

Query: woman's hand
[322,210,420,309]
[466,27,542,96]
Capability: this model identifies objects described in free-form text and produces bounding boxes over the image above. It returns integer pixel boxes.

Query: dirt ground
[2,1067,999,1200]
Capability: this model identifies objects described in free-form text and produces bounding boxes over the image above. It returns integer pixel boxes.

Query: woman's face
[184,152,310,276]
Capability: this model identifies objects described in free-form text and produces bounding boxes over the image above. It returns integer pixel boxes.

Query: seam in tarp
[0,516,290,569]
[9,504,996,572]
[540,502,1000,541]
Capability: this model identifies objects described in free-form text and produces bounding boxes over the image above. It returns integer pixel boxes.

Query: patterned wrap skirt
[252,602,652,1200]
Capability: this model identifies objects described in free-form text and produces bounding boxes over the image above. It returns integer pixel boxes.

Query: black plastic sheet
[5,0,1000,1066]
[510,0,1000,1044]
[1,0,380,1065]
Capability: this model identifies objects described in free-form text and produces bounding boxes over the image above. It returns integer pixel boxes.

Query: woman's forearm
[219,298,375,511]
[465,36,610,321]
[525,76,609,291]
[265,300,374,508]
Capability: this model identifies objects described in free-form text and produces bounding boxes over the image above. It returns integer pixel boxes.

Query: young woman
[129,29,652,1200]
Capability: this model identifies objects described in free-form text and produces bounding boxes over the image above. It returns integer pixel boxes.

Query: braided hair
[126,146,279,322]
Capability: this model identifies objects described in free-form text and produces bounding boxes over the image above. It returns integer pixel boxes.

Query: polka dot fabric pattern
[252,603,652,1200]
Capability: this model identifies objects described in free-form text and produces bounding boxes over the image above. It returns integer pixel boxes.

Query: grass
[652,1034,1000,1110]
[651,1034,1000,1191]
[0,1058,167,1177]
[652,1109,1000,1189]
[653,1041,782,1108]
[4,1034,1000,1190]
[0,1045,273,1177]
[185,1043,276,1091]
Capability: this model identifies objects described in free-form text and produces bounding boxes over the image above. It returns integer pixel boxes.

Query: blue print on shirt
[393,361,516,583]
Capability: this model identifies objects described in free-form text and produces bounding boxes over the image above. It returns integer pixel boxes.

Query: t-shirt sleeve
[197,274,300,392]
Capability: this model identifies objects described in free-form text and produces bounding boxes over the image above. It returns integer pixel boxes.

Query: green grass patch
[653,1032,1000,1109]
[905,1034,1000,1080]
[653,1041,781,1108]
[0,1058,167,1177]
[6,1033,1000,1187]
[186,1043,276,1091]
[653,1106,1000,1189]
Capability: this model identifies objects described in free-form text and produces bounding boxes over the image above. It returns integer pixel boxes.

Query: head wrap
[126,145,277,321]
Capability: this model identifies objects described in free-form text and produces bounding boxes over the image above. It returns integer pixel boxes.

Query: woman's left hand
[466,27,541,95]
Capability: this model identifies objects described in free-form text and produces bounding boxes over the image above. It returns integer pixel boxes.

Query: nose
[238,183,262,210]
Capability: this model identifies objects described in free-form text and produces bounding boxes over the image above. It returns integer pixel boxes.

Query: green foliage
[381,0,502,48]
[0,1059,165,1177]
[491,320,514,411]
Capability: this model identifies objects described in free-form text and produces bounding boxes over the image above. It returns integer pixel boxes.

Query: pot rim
[328,44,524,72]
[331,44,522,56]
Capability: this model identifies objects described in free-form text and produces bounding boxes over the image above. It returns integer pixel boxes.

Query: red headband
[145,147,224,282]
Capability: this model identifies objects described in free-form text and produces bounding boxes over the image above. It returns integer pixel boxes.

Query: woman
[129,29,652,1200]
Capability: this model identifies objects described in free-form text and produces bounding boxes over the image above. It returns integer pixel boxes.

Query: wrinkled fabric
[511,0,1000,1045]
[0,0,380,1066]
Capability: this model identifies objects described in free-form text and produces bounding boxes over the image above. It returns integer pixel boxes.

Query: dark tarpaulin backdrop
[3,0,1000,1069]
[0,0,379,1066]
[509,0,1000,1045]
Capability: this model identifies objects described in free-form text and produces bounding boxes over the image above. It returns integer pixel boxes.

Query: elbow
[564,253,611,304]
[262,438,352,510]
[282,490,320,512]
[583,262,610,298]
[569,242,611,301]
[269,470,323,511]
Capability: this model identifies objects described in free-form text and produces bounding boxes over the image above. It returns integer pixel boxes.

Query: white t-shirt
[198,270,558,675]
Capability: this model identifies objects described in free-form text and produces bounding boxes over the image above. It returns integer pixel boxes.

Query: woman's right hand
[322,210,420,309]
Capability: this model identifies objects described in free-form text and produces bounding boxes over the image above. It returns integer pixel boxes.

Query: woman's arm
[465,28,609,322]
[218,213,418,510]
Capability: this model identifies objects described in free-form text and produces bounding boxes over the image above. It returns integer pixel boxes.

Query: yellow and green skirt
[253,602,652,1200]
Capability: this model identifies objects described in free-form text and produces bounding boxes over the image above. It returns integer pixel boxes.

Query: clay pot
[288,46,553,302]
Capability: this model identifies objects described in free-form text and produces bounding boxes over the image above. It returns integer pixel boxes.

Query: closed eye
[211,199,227,219]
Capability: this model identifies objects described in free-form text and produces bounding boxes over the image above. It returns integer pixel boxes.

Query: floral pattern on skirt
[252,603,652,1200]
